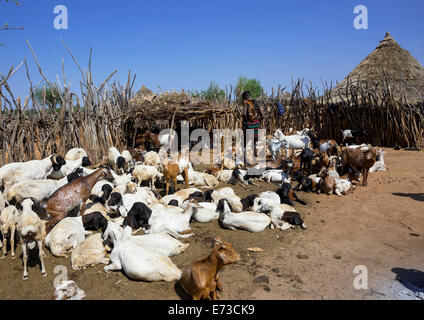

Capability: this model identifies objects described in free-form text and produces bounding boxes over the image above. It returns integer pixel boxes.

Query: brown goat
[127,146,146,162]
[341,147,378,186]
[142,131,161,149]
[179,237,240,300]
[319,152,330,168]
[162,162,189,195]
[316,168,335,195]
[317,168,336,195]
[44,167,113,233]
[204,166,221,175]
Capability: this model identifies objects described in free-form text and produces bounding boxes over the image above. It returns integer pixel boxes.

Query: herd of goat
[0,127,388,300]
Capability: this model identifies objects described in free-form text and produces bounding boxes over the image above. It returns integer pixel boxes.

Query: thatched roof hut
[331,32,424,104]
[128,87,231,123]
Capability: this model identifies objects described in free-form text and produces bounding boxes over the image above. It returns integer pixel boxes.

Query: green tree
[192,81,226,101]
[236,76,263,99]
[34,85,62,109]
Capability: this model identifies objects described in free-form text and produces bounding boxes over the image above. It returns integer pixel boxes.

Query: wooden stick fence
[0,44,423,166]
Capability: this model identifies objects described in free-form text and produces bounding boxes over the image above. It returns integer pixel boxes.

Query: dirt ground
[0,148,423,300]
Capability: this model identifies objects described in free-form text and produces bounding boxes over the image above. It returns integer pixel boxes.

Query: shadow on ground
[392,268,424,293]
[392,193,424,202]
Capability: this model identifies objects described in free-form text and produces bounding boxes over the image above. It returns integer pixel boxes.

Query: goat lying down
[217,199,271,233]
[181,200,219,223]
[0,154,66,194]
[52,280,86,300]
[103,223,182,282]
[251,195,306,230]
[147,203,199,238]
[177,169,219,188]
[204,188,243,213]
[45,212,108,258]
[71,233,109,271]
[369,149,387,173]
[260,170,291,183]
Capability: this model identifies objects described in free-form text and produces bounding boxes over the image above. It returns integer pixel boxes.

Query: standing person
[242,90,265,159]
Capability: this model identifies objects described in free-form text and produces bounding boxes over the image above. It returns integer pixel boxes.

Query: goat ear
[217,251,231,265]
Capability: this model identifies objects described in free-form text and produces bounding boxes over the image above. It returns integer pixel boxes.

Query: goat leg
[10,227,15,259]
[22,243,28,280]
[165,181,169,196]
[362,169,369,186]
[215,274,223,293]
[1,230,6,258]
[249,180,260,187]
[38,240,47,277]
[236,181,248,189]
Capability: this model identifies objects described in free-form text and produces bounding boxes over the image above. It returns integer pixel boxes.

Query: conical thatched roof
[332,32,424,104]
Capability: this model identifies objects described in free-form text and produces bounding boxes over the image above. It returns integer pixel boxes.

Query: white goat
[52,280,86,300]
[252,191,281,213]
[160,194,184,206]
[0,192,5,212]
[71,233,109,270]
[260,170,291,183]
[328,156,341,180]
[17,199,47,280]
[207,187,243,213]
[120,187,158,217]
[143,151,162,170]
[110,170,132,187]
[177,169,219,188]
[268,204,303,230]
[44,216,90,258]
[267,139,289,163]
[274,129,311,158]
[112,181,137,196]
[347,143,370,151]
[103,224,182,282]
[47,157,90,180]
[334,179,354,196]
[121,150,136,171]
[128,233,189,257]
[65,148,88,161]
[369,149,387,173]
[132,164,164,190]
[218,199,271,233]
[6,176,69,204]
[172,188,203,200]
[182,200,219,223]
[214,170,236,183]
[147,203,198,238]
[108,147,126,174]
[0,205,20,258]
[90,180,114,198]
[0,154,65,194]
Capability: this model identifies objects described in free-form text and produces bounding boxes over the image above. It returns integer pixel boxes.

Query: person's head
[241,91,251,100]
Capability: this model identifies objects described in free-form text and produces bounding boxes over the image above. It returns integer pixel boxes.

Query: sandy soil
[0,148,423,300]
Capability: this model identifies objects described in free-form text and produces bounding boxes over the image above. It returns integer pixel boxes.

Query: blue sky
[1,0,423,99]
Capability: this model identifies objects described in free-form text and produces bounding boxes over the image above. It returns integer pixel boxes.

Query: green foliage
[192,81,226,101]
[34,85,62,108]
[236,76,263,99]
